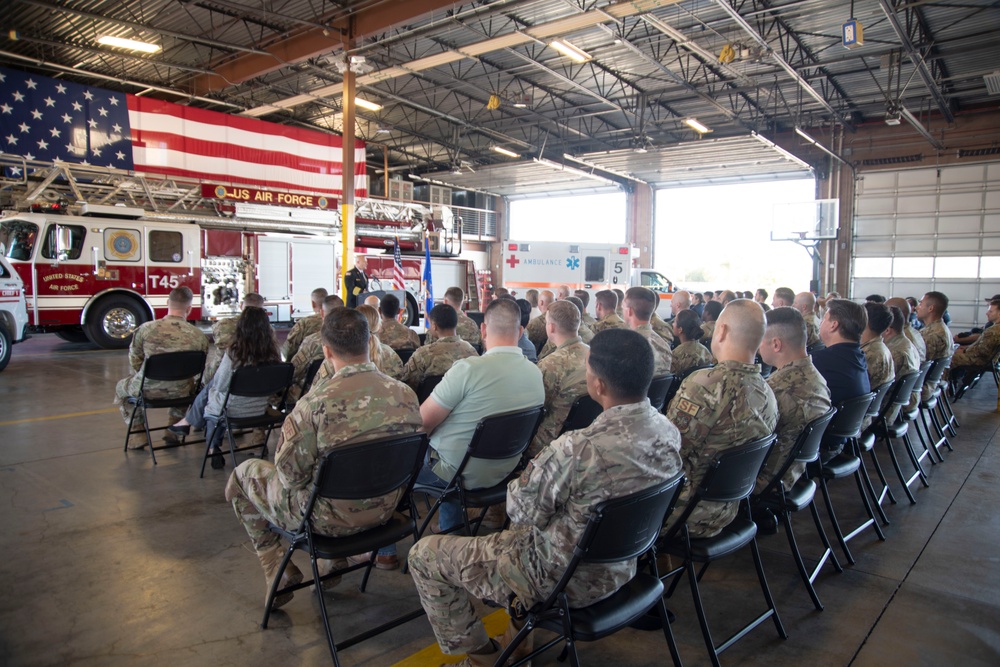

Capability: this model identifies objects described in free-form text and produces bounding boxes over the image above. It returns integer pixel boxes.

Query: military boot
[258,545,303,609]
[444,639,501,667]
[494,618,533,667]
[315,558,347,592]
[127,433,148,450]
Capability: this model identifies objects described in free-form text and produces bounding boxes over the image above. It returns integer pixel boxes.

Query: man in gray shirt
[419,298,545,532]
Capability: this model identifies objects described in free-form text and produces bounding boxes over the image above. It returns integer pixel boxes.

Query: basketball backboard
[771,198,839,241]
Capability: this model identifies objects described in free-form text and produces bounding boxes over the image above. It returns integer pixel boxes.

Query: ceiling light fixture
[794,126,850,167]
[97,35,161,53]
[492,146,520,158]
[354,97,382,111]
[549,39,592,63]
[684,118,711,134]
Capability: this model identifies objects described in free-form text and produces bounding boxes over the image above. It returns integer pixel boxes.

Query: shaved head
[793,292,816,314]
[886,297,910,319]
[717,298,767,355]
[671,290,691,314]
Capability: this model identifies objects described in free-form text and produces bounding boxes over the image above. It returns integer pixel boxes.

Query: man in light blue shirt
[420,298,545,532]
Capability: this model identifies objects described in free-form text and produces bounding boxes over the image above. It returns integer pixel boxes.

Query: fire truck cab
[0,204,201,348]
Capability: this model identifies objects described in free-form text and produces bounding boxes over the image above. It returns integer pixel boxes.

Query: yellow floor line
[391,609,510,667]
[0,407,118,427]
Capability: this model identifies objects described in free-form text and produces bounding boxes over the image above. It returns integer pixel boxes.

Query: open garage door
[852,163,1000,330]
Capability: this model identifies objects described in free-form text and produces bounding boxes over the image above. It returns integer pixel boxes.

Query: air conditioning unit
[985,70,1000,96]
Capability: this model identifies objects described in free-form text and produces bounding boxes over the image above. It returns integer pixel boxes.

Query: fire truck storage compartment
[256,236,337,318]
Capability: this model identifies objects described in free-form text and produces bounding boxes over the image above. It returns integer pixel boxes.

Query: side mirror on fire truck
[54,226,73,262]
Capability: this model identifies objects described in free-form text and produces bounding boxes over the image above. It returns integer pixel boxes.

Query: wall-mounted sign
[202,184,334,210]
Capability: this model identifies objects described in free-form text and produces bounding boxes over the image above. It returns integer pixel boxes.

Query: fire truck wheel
[55,327,91,344]
[403,292,420,327]
[0,326,10,372]
[85,295,149,349]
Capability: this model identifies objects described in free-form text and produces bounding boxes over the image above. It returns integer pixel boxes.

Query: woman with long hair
[671,309,715,375]
[168,307,281,468]
[356,304,404,379]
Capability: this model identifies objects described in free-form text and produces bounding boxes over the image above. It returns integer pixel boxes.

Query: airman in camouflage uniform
[401,335,477,390]
[622,287,672,376]
[917,292,953,400]
[525,312,548,351]
[862,337,896,389]
[530,302,590,456]
[904,322,927,362]
[281,288,327,361]
[590,289,625,334]
[671,340,714,376]
[700,320,716,346]
[634,323,673,376]
[379,317,421,350]
[803,311,821,348]
[408,328,682,660]
[885,323,921,414]
[950,299,999,373]
[591,311,625,333]
[290,331,324,390]
[651,312,675,344]
[115,287,209,448]
[225,308,421,608]
[204,316,238,384]
[374,341,404,380]
[665,300,777,538]
[537,320,594,360]
[427,288,483,347]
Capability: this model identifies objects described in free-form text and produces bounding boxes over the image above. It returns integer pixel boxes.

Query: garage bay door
[852,162,1000,330]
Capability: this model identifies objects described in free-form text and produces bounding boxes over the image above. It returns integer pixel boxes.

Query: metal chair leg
[781,510,824,610]
[817,475,855,565]
[808,499,843,581]
[749,536,787,639]
[866,445,896,509]
[884,434,918,504]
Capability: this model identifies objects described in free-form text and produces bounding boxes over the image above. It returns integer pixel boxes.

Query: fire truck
[501,240,677,317]
[0,158,480,348]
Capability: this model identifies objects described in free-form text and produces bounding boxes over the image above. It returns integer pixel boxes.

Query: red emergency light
[507,243,518,251]
[30,202,63,214]
[618,247,629,254]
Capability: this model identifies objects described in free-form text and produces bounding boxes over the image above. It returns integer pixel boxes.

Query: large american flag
[0,66,367,197]
[392,236,406,290]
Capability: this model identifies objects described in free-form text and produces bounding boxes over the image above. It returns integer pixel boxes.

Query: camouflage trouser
[408,534,512,655]
[226,459,298,554]
[114,377,184,427]
[661,485,736,540]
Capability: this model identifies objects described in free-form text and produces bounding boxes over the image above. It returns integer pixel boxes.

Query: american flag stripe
[393,237,405,290]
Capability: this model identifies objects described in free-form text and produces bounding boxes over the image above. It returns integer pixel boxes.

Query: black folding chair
[808,392,881,566]
[916,357,952,463]
[200,362,294,477]
[415,374,444,404]
[412,406,544,540]
[396,348,416,365]
[855,380,896,524]
[301,357,324,396]
[659,434,786,667]
[261,432,429,667]
[123,350,207,465]
[868,371,926,506]
[558,394,603,436]
[752,408,840,611]
[647,374,675,412]
[496,472,686,667]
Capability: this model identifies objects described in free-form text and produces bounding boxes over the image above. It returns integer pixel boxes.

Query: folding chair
[261,432,429,667]
[415,374,444,404]
[868,371,927,506]
[496,472,686,667]
[558,394,603,436]
[916,358,952,463]
[199,362,294,477]
[647,374,675,412]
[663,364,712,413]
[301,357,324,396]
[123,349,207,465]
[855,380,895,525]
[808,392,881,566]
[396,348,416,365]
[659,434,787,667]
[752,407,840,611]
[412,406,544,540]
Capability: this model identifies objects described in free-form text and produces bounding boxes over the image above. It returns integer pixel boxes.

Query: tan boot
[494,618,533,667]
[248,428,268,448]
[127,433,148,450]
[258,545,303,609]
[445,639,501,667]
[315,558,347,592]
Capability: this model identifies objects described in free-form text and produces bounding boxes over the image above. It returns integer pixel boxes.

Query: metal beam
[878,0,954,122]
[899,105,946,150]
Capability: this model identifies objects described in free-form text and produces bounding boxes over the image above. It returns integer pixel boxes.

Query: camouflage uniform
[756,357,830,492]
[525,313,548,351]
[427,311,482,347]
[886,332,921,413]
[634,323,673,376]
[671,340,714,376]
[920,320,953,400]
[862,337,896,390]
[290,332,325,390]
[590,312,625,334]
[227,361,421,556]
[379,317,421,351]
[803,312,821,348]
[114,315,209,430]
[951,323,1000,370]
[375,341,404,381]
[530,337,589,457]
[400,335,478,390]
[537,322,593,361]
[904,323,927,363]
[281,313,322,361]
[665,361,777,538]
[700,321,716,346]
[581,312,597,327]
[204,316,238,384]
[651,312,675,345]
[408,401,683,655]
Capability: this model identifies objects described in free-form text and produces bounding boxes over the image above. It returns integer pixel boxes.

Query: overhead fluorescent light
[354,97,382,111]
[794,126,817,145]
[97,35,161,53]
[794,127,850,167]
[684,118,711,134]
[549,40,592,63]
[492,146,520,158]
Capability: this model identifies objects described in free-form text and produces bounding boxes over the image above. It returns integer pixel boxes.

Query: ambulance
[501,241,677,317]
[0,254,29,371]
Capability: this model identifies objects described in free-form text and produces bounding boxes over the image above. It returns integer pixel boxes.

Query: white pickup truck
[0,254,29,371]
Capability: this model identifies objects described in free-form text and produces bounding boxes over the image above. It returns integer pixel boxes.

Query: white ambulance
[0,254,29,371]
[501,241,677,317]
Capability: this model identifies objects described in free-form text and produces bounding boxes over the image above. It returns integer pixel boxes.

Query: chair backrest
[313,432,429,500]
[302,358,324,394]
[824,392,877,439]
[142,350,207,383]
[866,381,894,418]
[923,356,950,387]
[396,348,415,365]
[229,362,295,398]
[887,370,923,408]
[416,374,444,404]
[466,406,545,461]
[755,408,836,498]
[647,374,675,411]
[559,394,604,436]
[697,433,777,503]
[663,365,710,409]
[807,342,826,355]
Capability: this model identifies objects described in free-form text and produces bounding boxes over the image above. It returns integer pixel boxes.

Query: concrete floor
[1,333,998,667]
